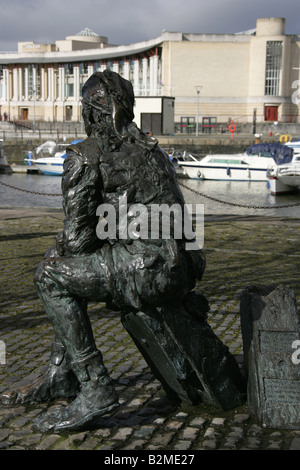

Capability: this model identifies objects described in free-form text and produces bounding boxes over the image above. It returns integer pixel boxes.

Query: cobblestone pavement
[0,207,300,451]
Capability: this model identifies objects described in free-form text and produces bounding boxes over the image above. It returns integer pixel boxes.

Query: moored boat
[177,143,293,181]
[29,154,65,175]
[167,149,201,178]
[284,138,300,153]
[268,153,300,194]
[29,140,82,175]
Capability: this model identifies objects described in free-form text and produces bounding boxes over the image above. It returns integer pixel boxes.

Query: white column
[58,65,65,101]
[124,61,130,80]
[48,67,54,101]
[12,68,18,100]
[133,59,139,95]
[18,67,23,100]
[153,55,158,95]
[24,67,29,100]
[149,56,154,95]
[142,58,148,95]
[1,70,5,101]
[57,67,61,101]
[33,66,37,97]
[40,67,45,100]
[87,64,94,78]
[74,64,80,101]
[3,69,9,101]
[113,61,119,74]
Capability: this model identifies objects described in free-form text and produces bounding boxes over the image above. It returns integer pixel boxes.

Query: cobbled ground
[0,207,300,451]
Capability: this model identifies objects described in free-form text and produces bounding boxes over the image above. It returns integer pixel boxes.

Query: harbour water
[0,172,300,218]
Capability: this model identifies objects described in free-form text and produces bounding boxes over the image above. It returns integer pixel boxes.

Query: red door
[265,106,278,121]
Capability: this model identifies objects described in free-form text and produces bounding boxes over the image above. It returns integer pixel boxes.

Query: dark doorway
[141,113,162,135]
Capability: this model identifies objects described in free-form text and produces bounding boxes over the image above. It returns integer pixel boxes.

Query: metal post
[253,108,257,135]
[33,89,36,133]
[195,86,202,136]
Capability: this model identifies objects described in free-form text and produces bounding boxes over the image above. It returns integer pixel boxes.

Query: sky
[0,0,299,51]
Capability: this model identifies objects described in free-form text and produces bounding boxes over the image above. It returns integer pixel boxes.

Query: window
[80,62,89,75]
[209,158,247,165]
[265,41,282,96]
[65,63,74,98]
[28,65,34,96]
[65,63,74,76]
[27,65,40,97]
[93,61,101,72]
[65,83,74,98]
[180,117,195,134]
[66,105,72,121]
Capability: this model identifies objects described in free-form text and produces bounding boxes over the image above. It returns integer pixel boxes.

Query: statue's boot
[0,342,79,405]
[33,350,119,433]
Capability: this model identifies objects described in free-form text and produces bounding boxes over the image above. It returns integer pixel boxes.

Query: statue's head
[82,70,134,136]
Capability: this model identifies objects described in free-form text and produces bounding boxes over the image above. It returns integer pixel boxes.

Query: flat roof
[0,35,164,64]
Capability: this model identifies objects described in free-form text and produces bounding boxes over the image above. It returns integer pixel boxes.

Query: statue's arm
[57,150,103,256]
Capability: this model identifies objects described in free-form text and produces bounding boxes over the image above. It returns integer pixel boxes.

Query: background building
[0,17,299,134]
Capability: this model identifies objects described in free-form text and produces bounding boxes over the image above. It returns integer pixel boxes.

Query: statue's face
[81,72,134,136]
[82,82,111,116]
[93,86,109,110]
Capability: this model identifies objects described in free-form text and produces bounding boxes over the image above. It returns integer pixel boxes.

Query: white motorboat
[30,153,66,175]
[284,138,300,153]
[177,143,293,181]
[28,139,82,175]
[268,153,300,194]
[167,149,201,178]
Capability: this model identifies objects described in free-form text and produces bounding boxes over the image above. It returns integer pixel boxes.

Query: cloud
[0,0,299,51]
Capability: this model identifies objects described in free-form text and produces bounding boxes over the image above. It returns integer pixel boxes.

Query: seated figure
[1,70,206,432]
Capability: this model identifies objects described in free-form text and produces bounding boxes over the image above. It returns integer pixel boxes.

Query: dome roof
[76,28,99,37]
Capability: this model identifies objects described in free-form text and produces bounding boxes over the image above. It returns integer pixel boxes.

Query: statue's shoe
[33,383,119,433]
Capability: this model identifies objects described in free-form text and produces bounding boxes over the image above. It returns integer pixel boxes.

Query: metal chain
[0,180,61,197]
[179,181,300,209]
[1,178,300,208]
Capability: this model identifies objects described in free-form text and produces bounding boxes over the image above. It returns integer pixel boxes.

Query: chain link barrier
[0,180,61,197]
[179,181,300,209]
[1,178,300,209]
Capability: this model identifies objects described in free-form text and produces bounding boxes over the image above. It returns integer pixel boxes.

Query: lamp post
[195,85,202,136]
[33,89,36,133]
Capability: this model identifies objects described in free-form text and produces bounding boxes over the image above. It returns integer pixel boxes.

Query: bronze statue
[1,71,245,432]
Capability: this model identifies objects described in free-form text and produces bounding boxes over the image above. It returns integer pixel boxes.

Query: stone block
[240,284,300,429]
